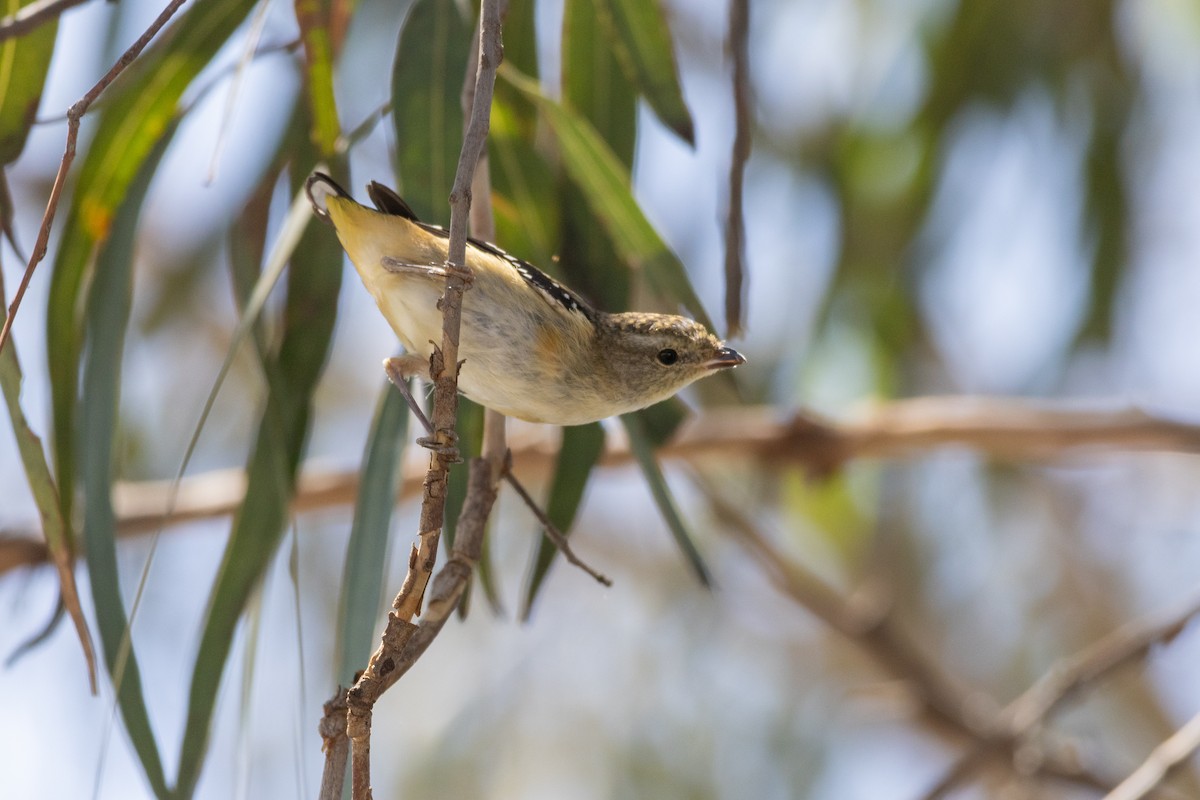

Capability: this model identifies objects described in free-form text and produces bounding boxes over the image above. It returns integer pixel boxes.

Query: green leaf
[521,421,605,618]
[336,382,408,685]
[563,0,636,166]
[175,160,344,799]
[501,64,713,330]
[47,0,259,527]
[295,0,341,157]
[1076,111,1128,345]
[0,0,57,164]
[556,0,636,309]
[391,0,475,224]
[78,129,176,798]
[622,411,710,586]
[228,173,277,358]
[0,357,69,566]
[441,397,488,617]
[490,99,562,268]
[629,397,687,448]
[0,313,95,692]
[596,0,694,145]
[444,395,485,545]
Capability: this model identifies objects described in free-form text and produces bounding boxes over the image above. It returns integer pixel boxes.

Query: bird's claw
[417,430,462,462]
[446,262,474,287]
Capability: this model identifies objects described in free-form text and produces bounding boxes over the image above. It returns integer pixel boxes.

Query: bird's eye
[656,348,678,366]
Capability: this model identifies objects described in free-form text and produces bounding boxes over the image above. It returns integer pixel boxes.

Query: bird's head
[593,312,745,413]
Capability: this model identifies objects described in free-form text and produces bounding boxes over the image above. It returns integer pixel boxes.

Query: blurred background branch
[5,397,1199,576]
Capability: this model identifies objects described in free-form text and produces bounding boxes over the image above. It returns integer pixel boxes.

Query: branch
[922,590,1200,799]
[7,398,1200,576]
[692,471,1116,796]
[0,0,190,357]
[1105,711,1200,800]
[503,468,611,586]
[323,3,504,797]
[722,0,751,336]
[0,0,91,43]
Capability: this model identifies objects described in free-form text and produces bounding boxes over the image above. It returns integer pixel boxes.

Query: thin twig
[691,470,1115,796]
[503,469,611,586]
[335,3,504,797]
[0,0,90,43]
[923,590,1200,799]
[317,690,350,800]
[8,399,1200,576]
[722,0,751,336]
[0,0,190,358]
[1104,711,1200,800]
[205,0,273,184]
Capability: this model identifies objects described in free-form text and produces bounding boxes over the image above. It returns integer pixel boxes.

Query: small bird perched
[305,172,744,425]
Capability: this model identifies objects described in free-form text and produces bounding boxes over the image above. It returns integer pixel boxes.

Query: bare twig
[317,690,350,799]
[7,399,1200,576]
[0,0,90,43]
[691,470,1115,795]
[722,0,751,336]
[205,0,272,184]
[1105,711,1200,800]
[923,590,1200,799]
[0,0,190,357]
[503,469,611,586]
[330,3,504,797]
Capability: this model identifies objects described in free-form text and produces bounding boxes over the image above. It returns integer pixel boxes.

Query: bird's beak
[704,346,746,370]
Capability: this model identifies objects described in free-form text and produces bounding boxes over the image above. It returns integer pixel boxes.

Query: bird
[305,172,744,426]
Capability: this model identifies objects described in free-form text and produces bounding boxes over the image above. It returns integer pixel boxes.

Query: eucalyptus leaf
[501,65,713,330]
[597,0,694,145]
[392,0,475,224]
[47,0,260,526]
[622,411,710,586]
[78,129,177,798]
[336,382,409,685]
[0,0,56,165]
[175,160,345,799]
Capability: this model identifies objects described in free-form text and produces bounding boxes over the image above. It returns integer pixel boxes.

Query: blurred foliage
[0,0,1187,796]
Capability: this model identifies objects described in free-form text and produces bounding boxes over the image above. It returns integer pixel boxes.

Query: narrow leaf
[501,64,713,330]
[596,0,694,144]
[335,382,408,685]
[391,0,475,224]
[490,99,561,268]
[78,131,176,797]
[562,0,636,166]
[628,396,687,448]
[47,0,259,526]
[295,0,341,157]
[0,0,56,164]
[556,0,636,309]
[443,395,485,547]
[175,160,344,799]
[622,411,711,586]
[0,330,96,690]
[521,421,605,617]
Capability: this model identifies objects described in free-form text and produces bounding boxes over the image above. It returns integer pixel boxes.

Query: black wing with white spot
[361,178,595,321]
[468,237,595,321]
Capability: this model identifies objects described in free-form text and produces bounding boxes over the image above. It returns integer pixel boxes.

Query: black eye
[656,348,678,365]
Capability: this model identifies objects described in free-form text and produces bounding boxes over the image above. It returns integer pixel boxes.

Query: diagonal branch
[0,0,91,43]
[7,398,1200,577]
[922,590,1200,799]
[321,3,506,797]
[0,0,190,357]
[691,470,1117,796]
[1104,710,1200,800]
